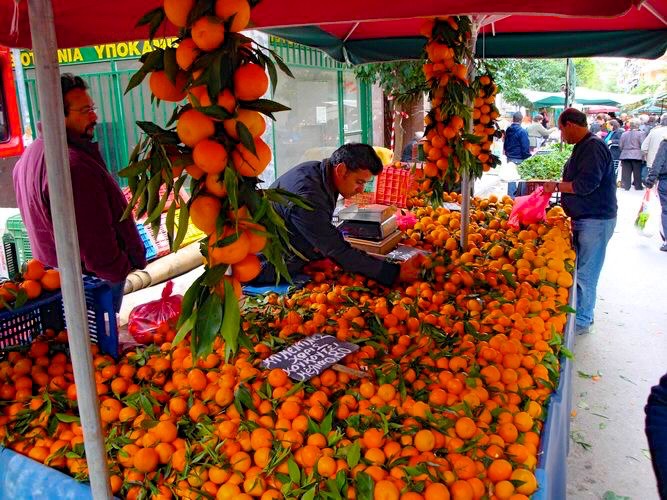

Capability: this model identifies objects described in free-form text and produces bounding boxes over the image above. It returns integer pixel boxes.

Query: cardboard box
[344,230,403,255]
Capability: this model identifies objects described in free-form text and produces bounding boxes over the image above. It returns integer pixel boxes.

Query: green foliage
[516,144,573,180]
[354,60,427,105]
[490,58,602,106]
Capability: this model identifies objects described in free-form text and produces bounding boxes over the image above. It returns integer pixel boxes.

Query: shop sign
[16,37,178,68]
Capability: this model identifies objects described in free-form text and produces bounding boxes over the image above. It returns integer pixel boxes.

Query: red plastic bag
[508,186,552,229]
[128,281,182,344]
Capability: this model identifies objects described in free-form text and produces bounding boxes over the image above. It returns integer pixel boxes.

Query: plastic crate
[174,209,206,248]
[122,186,191,219]
[135,222,158,261]
[375,166,414,208]
[0,276,119,359]
[5,214,32,269]
[344,191,376,207]
[152,216,171,258]
[2,233,19,278]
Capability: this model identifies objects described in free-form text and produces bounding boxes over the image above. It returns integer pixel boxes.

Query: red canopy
[0,0,664,50]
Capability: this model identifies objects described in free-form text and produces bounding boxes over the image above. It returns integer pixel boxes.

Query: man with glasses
[252,143,421,286]
[13,73,146,312]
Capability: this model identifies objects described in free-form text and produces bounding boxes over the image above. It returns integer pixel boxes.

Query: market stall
[0,1,665,499]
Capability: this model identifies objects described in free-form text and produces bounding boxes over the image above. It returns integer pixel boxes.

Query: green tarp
[265,28,667,65]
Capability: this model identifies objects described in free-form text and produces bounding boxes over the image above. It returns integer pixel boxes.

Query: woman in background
[605,119,624,177]
[618,119,646,190]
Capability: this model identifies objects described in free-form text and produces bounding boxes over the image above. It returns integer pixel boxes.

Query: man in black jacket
[643,139,667,250]
[254,143,421,286]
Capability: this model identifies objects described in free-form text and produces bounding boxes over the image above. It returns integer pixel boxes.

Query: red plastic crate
[375,166,414,208]
[344,191,376,207]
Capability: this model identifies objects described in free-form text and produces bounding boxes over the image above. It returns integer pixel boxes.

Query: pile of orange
[0,190,573,500]
[0,259,61,309]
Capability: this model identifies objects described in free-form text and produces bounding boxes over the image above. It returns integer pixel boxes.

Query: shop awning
[1,0,666,61]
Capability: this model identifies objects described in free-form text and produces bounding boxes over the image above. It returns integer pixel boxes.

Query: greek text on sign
[261,334,359,382]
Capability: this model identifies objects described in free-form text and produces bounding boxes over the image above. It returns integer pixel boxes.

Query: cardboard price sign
[261,334,359,381]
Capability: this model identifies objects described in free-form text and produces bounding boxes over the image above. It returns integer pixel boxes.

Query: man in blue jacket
[503,112,531,164]
[544,108,617,335]
[253,143,421,287]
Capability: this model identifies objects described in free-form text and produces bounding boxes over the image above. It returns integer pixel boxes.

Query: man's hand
[643,179,655,189]
[398,254,423,282]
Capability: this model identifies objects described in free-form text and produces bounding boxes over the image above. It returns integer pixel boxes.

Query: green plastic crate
[6,214,32,270]
[2,233,19,278]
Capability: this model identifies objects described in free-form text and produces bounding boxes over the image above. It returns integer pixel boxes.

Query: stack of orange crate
[375,165,414,208]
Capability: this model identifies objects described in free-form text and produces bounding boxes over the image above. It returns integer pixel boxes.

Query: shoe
[575,324,594,335]
[661,243,667,252]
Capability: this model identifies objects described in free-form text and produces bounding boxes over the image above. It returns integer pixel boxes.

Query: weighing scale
[336,204,398,241]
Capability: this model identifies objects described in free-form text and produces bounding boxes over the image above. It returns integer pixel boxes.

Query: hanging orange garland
[420,17,500,201]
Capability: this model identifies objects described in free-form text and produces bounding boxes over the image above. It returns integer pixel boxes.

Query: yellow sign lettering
[128,41,141,57]
[72,48,83,62]
[117,43,129,58]
[93,45,105,59]
[20,51,33,67]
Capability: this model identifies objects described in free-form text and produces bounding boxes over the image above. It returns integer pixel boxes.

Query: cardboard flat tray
[344,230,403,255]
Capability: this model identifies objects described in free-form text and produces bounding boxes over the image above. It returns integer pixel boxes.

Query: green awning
[265,28,667,64]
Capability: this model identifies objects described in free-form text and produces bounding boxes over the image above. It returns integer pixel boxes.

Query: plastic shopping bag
[508,186,552,229]
[635,188,651,230]
[127,281,182,344]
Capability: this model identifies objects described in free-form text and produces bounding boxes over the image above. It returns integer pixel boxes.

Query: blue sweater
[504,123,531,160]
[561,133,617,220]
[270,160,400,286]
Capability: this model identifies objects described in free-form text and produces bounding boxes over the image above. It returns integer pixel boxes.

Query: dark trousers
[645,373,667,499]
[621,159,643,190]
[251,254,307,285]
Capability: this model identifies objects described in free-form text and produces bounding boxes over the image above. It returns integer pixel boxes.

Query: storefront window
[342,70,362,142]
[272,67,340,177]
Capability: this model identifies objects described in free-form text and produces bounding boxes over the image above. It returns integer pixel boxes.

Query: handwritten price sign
[261,334,360,382]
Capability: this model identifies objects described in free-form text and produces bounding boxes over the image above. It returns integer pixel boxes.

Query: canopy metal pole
[460,18,480,250]
[27,0,112,498]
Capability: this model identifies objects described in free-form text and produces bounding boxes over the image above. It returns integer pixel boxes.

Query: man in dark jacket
[643,139,667,250]
[253,143,421,286]
[13,73,146,311]
[544,108,617,335]
[503,112,531,164]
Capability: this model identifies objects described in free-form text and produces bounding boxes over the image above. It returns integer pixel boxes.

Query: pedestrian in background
[604,119,624,176]
[642,113,667,172]
[643,139,667,250]
[526,114,555,153]
[619,119,646,190]
[503,112,531,165]
[590,113,605,135]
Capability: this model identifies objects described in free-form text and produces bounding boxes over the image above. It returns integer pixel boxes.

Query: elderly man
[544,108,617,335]
[642,113,667,171]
